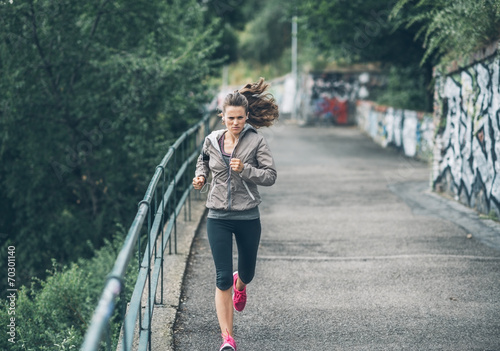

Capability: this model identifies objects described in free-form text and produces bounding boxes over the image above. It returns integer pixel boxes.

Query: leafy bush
[376,64,432,111]
[0,229,135,351]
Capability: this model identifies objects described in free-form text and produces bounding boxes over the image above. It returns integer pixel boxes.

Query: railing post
[173,155,178,255]
[157,165,165,305]
[168,146,174,255]
[137,203,142,333]
[182,137,187,222]
[120,283,127,351]
[137,199,150,349]
[148,200,152,351]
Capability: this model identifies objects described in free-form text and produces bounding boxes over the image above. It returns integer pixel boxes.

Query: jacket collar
[207,123,257,149]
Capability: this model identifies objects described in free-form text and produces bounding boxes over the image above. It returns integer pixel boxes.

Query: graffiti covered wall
[356,100,434,161]
[308,72,354,125]
[433,51,500,216]
[305,71,385,125]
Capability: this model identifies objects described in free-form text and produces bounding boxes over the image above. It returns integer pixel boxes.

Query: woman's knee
[237,269,255,285]
[216,270,233,291]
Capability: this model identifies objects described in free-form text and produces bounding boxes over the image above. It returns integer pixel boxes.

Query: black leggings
[207,218,262,291]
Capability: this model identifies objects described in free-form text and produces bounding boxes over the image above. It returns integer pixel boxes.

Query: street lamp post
[292,15,297,121]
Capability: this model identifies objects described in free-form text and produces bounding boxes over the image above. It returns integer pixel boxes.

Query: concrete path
[172,124,500,351]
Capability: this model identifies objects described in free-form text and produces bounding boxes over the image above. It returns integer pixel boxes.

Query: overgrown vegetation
[0,228,136,350]
[392,0,500,65]
[296,0,434,111]
[0,0,219,289]
[376,64,431,111]
[215,0,293,85]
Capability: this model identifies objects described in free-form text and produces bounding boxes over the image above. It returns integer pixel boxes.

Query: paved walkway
[172,124,500,351]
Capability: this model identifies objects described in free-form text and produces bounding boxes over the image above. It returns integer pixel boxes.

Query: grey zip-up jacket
[195,124,277,211]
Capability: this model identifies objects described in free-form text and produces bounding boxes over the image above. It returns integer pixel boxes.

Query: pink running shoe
[232,271,247,312]
[220,331,236,351]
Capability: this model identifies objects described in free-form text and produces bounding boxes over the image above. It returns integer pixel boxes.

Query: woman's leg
[207,219,235,335]
[214,287,233,335]
[234,218,262,289]
[206,218,262,334]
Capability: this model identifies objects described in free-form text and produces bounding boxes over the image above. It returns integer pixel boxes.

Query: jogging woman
[193,78,279,351]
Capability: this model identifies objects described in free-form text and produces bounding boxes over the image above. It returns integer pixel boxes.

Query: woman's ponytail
[222,77,279,128]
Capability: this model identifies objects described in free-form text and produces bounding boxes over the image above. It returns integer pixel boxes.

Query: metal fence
[80,112,214,351]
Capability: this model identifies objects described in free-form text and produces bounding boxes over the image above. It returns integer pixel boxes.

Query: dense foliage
[297,0,424,66]
[0,0,220,289]
[239,1,291,65]
[295,0,434,111]
[392,0,500,65]
[0,231,136,350]
[294,0,500,110]
[376,65,431,111]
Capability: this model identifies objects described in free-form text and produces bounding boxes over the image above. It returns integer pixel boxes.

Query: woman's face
[224,106,247,136]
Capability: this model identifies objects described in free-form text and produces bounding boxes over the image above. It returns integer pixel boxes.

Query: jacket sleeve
[239,137,277,186]
[195,138,210,180]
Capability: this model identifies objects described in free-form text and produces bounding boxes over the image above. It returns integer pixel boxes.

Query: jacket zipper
[230,130,256,203]
[242,180,256,201]
[213,127,255,210]
[227,134,240,211]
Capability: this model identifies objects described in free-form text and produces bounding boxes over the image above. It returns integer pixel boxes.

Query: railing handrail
[81,111,213,351]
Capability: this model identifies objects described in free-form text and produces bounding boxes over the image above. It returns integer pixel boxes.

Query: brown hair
[221,77,279,128]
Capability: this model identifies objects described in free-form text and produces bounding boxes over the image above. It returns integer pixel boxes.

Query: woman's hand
[230,158,244,173]
[192,176,205,190]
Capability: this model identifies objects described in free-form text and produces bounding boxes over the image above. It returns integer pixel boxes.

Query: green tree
[0,0,220,290]
[239,1,291,65]
[392,0,500,65]
[296,0,425,65]
[203,0,248,65]
[295,0,434,111]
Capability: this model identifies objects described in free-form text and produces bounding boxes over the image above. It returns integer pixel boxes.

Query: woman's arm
[239,138,277,186]
[194,139,210,188]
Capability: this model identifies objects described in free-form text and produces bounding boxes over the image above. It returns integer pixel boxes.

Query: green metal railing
[81,112,214,351]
